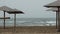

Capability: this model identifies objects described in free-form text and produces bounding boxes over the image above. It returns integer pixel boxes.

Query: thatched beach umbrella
[44,0,60,32]
[0,17,10,19]
[6,9,24,31]
[46,8,58,29]
[0,6,13,29]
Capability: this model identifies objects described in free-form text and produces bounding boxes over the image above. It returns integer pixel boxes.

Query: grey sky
[0,0,56,18]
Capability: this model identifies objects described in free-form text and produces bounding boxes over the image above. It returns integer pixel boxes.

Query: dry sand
[0,26,60,34]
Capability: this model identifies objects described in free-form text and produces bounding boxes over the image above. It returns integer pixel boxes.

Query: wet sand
[0,26,59,34]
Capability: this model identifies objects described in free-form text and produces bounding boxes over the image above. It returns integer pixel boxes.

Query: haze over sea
[0,18,56,26]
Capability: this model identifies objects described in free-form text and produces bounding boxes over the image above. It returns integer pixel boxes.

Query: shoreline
[0,26,59,34]
[0,26,56,28]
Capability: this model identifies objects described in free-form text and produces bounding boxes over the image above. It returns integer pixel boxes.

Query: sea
[0,18,56,26]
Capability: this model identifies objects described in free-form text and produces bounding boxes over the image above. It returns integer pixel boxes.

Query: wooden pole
[56,11,57,29]
[57,7,60,32]
[4,11,5,29]
[14,14,16,32]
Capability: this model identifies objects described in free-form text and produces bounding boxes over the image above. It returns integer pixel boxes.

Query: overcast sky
[0,0,56,18]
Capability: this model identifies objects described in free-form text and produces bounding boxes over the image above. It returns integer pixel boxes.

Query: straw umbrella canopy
[44,0,60,32]
[44,0,60,7]
[6,9,24,31]
[0,17,10,19]
[0,6,14,29]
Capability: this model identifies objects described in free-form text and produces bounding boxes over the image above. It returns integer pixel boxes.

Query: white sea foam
[46,21,56,24]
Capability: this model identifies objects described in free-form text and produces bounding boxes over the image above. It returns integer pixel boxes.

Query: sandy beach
[0,26,59,34]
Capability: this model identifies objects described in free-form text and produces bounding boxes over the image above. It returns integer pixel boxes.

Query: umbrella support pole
[14,14,16,32]
[57,7,60,32]
[4,11,5,29]
[56,11,58,29]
